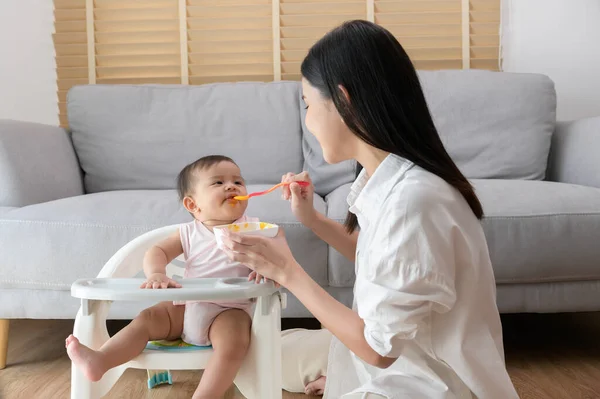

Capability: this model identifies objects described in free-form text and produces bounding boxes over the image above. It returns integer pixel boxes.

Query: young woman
[222,20,519,399]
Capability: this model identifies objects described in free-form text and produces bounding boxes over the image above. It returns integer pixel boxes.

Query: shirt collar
[347,154,414,224]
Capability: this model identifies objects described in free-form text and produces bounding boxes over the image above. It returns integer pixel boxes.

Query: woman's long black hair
[301,20,483,232]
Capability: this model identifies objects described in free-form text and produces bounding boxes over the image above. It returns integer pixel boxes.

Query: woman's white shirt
[323,154,519,399]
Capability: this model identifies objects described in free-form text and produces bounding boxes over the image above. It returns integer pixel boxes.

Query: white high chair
[70,224,285,399]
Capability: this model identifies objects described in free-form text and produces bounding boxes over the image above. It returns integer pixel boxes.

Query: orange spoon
[234,181,310,201]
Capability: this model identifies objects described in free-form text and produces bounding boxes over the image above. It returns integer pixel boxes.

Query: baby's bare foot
[305,375,326,396]
[65,334,107,382]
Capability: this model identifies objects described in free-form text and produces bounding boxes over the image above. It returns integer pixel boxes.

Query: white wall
[0,0,58,125]
[501,0,600,121]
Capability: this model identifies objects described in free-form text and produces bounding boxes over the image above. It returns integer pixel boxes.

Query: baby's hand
[248,271,280,288]
[140,273,182,289]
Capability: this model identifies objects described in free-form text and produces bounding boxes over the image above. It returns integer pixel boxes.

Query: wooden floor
[1,314,600,398]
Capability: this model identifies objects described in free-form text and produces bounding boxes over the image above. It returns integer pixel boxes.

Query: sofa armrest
[547,116,600,188]
[0,119,84,207]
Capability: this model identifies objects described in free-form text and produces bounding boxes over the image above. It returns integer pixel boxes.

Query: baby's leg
[66,301,184,382]
[193,308,251,399]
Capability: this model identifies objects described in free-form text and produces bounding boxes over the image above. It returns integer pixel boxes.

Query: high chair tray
[71,277,278,302]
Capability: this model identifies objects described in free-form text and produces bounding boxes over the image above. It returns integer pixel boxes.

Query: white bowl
[214,221,279,250]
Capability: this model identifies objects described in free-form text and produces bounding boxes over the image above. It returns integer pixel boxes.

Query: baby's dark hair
[177,155,237,200]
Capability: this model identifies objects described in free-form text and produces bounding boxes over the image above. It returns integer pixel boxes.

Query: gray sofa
[1,70,600,324]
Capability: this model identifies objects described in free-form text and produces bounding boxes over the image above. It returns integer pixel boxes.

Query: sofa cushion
[303,71,556,196]
[419,70,556,180]
[299,90,357,197]
[0,207,16,217]
[68,82,304,193]
[0,187,327,291]
[475,179,600,284]
[325,179,600,287]
[325,184,355,287]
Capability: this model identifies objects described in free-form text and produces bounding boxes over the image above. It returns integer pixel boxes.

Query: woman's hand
[281,171,318,228]
[221,229,301,287]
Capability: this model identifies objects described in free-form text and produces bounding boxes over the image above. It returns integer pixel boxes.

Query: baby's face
[185,161,248,225]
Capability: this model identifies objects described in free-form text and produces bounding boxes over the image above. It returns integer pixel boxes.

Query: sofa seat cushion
[325,180,600,287]
[0,207,16,217]
[0,187,327,291]
[475,179,600,283]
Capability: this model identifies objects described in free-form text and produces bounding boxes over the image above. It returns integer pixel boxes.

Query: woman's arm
[286,267,396,369]
[221,230,395,368]
[282,171,358,261]
[308,212,358,262]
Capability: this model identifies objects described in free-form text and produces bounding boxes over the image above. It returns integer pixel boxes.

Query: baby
[66,155,264,399]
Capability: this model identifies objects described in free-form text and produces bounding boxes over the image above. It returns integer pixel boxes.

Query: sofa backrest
[68,82,304,193]
[421,70,556,180]
[69,70,557,196]
[304,70,557,196]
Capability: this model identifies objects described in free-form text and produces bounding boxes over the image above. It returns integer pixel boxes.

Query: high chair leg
[235,293,283,399]
[71,300,125,399]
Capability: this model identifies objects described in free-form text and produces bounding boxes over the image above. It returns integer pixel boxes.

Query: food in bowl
[213,221,279,249]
